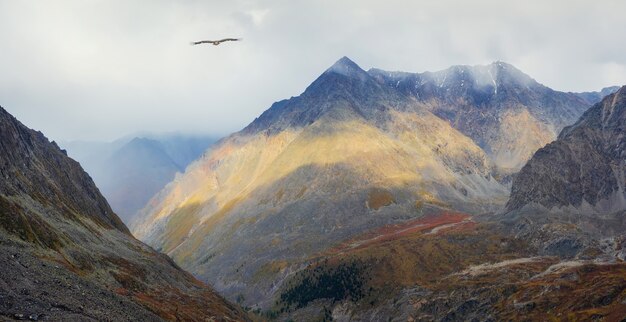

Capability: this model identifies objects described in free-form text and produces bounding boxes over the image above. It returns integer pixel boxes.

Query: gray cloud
[0,0,624,141]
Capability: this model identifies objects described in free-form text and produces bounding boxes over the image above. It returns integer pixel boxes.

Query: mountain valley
[2,57,624,321]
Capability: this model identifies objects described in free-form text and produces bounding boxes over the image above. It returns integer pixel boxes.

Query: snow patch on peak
[487,69,498,94]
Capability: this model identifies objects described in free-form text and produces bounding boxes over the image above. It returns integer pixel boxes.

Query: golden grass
[161,203,202,253]
[491,108,556,170]
[172,197,242,261]
[253,260,290,282]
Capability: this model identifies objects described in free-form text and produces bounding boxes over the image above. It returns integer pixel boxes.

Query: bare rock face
[507,86,626,212]
[0,106,247,321]
[369,63,594,172]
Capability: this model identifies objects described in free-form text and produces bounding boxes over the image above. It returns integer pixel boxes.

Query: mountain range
[130,56,620,319]
[0,106,246,320]
[2,55,623,321]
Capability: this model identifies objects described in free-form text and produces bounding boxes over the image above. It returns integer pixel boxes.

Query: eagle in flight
[190,38,242,46]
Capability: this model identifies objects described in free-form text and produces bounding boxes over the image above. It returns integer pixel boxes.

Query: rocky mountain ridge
[0,105,246,321]
[369,62,598,171]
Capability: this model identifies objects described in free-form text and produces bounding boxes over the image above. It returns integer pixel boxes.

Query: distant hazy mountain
[0,106,246,321]
[63,134,216,223]
[370,63,595,172]
[572,86,620,105]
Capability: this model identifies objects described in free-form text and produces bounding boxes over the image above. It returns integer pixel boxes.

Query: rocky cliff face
[0,106,246,321]
[507,86,626,212]
[132,57,509,307]
[369,63,593,171]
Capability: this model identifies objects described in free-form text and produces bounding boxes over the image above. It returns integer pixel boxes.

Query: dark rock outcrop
[507,86,626,211]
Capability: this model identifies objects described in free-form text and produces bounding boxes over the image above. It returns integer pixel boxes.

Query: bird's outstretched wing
[190,38,242,46]
[190,40,212,45]
[216,38,242,44]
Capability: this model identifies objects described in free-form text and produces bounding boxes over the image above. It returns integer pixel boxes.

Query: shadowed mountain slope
[507,85,626,212]
[0,106,246,321]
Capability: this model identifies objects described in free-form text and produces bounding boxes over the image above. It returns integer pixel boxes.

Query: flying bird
[190,38,242,46]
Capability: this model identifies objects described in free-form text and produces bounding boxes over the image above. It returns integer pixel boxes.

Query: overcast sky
[0,0,624,141]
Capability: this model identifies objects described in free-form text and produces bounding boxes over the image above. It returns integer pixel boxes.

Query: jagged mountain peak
[243,56,410,135]
[310,56,379,90]
[325,56,365,75]
[489,60,519,71]
[486,61,534,83]
[320,56,373,83]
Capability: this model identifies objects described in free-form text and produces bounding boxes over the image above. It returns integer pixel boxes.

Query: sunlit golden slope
[131,57,509,307]
[490,108,556,171]
[132,113,507,306]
